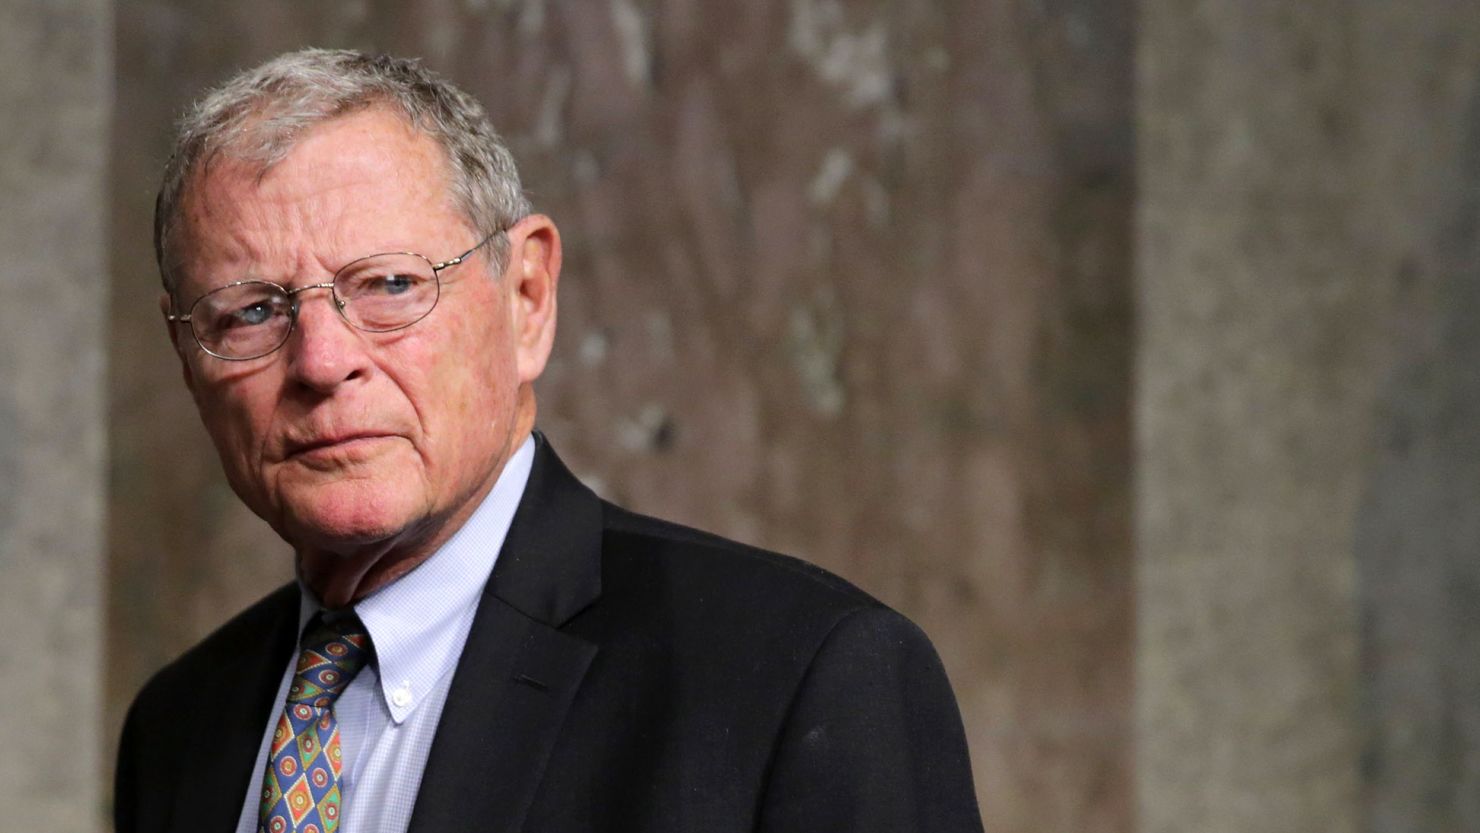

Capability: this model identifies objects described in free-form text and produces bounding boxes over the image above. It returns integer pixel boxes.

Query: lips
[284,432,398,459]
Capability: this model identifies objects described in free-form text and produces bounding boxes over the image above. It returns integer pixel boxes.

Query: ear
[503,215,561,385]
[159,290,197,394]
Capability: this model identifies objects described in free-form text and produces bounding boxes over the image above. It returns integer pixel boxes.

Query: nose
[282,284,371,393]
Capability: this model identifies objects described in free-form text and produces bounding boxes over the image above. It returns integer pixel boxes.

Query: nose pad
[290,291,354,339]
[289,294,347,324]
[284,283,345,329]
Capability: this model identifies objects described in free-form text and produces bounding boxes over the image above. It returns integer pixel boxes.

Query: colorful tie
[257,612,372,833]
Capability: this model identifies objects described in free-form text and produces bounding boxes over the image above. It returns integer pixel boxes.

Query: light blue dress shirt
[233,434,535,833]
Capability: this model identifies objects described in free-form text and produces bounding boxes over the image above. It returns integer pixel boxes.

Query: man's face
[166,108,556,564]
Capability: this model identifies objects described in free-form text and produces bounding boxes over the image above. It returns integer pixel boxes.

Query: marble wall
[1347,2,1480,830]
[23,2,1465,833]
[1137,1,1480,832]
[1136,1,1367,826]
[0,1,111,830]
[107,2,1133,831]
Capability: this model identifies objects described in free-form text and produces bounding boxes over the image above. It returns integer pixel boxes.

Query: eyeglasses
[167,231,499,361]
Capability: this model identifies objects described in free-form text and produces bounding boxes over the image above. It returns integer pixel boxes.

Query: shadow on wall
[1356,81,1480,833]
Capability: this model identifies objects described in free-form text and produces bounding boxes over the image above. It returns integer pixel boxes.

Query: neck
[298,533,437,609]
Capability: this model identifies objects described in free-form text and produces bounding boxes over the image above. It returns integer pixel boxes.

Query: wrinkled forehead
[169,110,468,292]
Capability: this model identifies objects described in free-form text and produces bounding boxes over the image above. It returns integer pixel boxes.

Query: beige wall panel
[0,1,111,831]
[1347,3,1480,831]
[1138,1,1480,831]
[1137,2,1367,831]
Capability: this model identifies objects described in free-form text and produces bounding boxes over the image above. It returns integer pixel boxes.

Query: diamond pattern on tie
[258,613,370,833]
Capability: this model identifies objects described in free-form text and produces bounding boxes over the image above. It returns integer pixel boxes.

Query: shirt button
[392,685,413,708]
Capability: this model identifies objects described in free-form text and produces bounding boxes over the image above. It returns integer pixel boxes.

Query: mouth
[284,433,398,460]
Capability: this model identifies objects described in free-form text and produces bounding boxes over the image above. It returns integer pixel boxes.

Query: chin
[274,481,429,555]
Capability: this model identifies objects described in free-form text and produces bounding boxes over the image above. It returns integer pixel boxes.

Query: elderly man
[116,49,982,833]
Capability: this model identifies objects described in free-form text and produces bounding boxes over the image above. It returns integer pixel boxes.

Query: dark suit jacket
[116,436,983,832]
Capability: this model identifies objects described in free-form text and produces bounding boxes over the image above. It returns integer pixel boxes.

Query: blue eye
[229,300,277,327]
[379,273,415,295]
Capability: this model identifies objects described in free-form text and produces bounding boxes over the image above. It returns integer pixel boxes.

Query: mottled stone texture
[1136,2,1363,831]
[0,1,110,831]
[1349,3,1480,831]
[1138,2,1480,833]
[108,1,1134,831]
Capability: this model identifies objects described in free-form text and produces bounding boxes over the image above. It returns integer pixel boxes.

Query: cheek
[193,377,275,466]
[426,344,512,433]
[417,311,518,442]
[450,295,517,387]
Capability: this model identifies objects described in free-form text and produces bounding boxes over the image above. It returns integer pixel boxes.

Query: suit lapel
[171,585,299,833]
[405,599,597,833]
[407,435,604,833]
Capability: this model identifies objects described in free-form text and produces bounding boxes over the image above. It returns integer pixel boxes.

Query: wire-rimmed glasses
[167,231,499,361]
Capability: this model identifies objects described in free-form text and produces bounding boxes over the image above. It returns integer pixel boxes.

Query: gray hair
[155,48,531,295]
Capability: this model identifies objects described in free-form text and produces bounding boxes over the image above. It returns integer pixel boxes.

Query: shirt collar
[297,433,536,723]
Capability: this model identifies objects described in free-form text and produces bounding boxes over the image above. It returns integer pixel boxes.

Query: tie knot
[287,611,372,707]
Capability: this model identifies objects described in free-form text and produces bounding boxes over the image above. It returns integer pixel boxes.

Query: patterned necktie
[257,612,372,833]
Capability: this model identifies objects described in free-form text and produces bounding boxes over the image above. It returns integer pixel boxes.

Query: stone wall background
[1136,3,1480,833]
[107,2,1133,831]
[1349,2,1480,830]
[0,0,1473,831]
[0,1,110,830]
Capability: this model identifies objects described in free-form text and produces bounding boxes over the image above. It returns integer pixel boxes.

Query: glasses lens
[191,282,294,359]
[333,253,440,332]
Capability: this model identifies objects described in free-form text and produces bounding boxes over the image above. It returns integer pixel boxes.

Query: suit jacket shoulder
[499,487,982,832]
[602,499,881,618]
